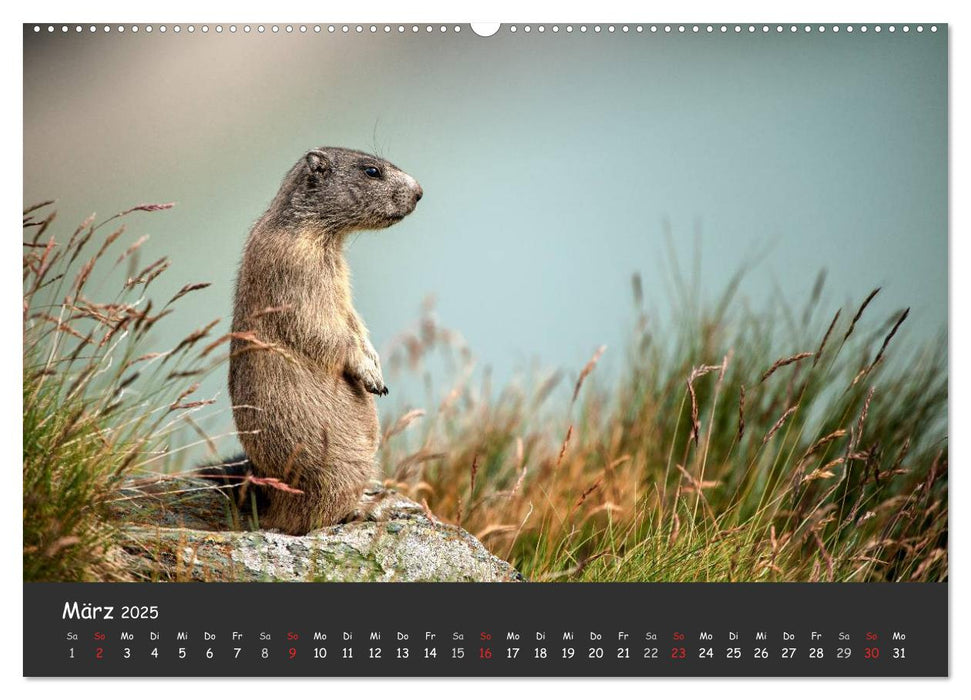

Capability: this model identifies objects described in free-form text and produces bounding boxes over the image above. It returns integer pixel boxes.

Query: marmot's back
[229,147,422,534]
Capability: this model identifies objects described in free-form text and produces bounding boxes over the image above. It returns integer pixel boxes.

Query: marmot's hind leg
[260,463,372,535]
[260,489,315,535]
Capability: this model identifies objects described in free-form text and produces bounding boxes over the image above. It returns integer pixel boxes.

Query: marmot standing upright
[228,147,422,535]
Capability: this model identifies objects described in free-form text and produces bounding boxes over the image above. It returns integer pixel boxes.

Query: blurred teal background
[23,25,947,464]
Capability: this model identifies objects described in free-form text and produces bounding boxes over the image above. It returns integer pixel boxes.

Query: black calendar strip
[24,582,947,677]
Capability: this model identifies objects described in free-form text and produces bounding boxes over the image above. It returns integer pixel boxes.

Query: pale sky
[24,25,947,460]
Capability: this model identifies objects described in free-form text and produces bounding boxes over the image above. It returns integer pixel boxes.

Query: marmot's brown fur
[228,147,422,535]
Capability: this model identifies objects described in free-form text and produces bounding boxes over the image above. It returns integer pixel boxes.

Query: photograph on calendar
[23,23,947,586]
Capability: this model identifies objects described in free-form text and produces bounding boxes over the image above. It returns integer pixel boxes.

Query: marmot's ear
[306,150,331,176]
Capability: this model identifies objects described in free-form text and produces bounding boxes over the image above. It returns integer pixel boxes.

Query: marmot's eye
[363,166,382,179]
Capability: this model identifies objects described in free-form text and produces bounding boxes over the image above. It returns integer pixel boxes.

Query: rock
[106,476,523,583]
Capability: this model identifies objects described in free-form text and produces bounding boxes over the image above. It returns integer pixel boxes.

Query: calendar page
[22,20,948,678]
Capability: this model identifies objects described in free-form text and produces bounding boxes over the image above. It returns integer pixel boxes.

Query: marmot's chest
[294,272,352,326]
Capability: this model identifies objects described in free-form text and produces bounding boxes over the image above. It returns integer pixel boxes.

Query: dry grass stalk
[811,528,835,581]
[572,345,606,404]
[871,308,910,369]
[170,319,220,356]
[121,202,175,215]
[813,309,842,366]
[803,462,842,483]
[687,364,723,444]
[470,454,480,496]
[737,384,746,441]
[167,282,212,306]
[394,449,446,480]
[244,475,305,495]
[383,408,426,442]
[244,304,292,323]
[573,479,602,510]
[533,370,563,407]
[555,425,574,469]
[798,430,848,466]
[760,352,813,383]
[843,287,881,342]
[675,464,718,523]
[854,388,876,451]
[116,234,148,265]
[475,524,518,541]
[763,406,797,445]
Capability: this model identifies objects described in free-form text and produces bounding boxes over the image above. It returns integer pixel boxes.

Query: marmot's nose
[415,185,423,202]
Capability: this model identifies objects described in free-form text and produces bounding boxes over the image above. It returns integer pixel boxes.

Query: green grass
[378,272,948,582]
[23,202,227,581]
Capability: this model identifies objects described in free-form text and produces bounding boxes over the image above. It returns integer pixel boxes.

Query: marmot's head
[281,146,422,235]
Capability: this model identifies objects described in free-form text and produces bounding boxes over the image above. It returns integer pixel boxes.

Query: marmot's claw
[366,383,389,396]
[348,346,386,397]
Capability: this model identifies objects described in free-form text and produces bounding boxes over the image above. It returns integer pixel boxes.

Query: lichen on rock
[106,476,523,583]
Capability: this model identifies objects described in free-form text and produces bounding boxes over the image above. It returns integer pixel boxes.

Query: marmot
[227,146,422,535]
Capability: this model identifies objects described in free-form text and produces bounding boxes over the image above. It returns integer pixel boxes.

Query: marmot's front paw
[347,346,389,396]
[367,381,390,396]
